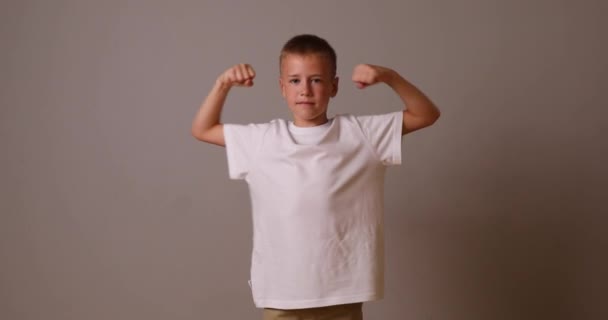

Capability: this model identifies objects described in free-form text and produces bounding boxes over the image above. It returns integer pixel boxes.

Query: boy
[192,34,440,320]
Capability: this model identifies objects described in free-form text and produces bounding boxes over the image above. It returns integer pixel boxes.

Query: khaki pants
[263,303,363,320]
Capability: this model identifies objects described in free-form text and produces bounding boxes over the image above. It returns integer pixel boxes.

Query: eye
[312,78,322,84]
[289,79,300,84]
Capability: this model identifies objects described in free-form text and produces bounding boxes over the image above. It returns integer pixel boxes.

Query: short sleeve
[355,111,403,166]
[223,123,268,180]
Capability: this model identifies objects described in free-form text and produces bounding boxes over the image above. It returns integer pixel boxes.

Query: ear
[279,78,286,98]
[331,76,339,97]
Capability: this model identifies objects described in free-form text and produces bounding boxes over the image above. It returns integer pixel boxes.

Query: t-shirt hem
[253,292,383,309]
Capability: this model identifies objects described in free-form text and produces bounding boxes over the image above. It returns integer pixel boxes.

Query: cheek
[318,87,331,99]
[282,87,293,99]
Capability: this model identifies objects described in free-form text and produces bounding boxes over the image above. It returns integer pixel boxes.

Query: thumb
[355,81,367,89]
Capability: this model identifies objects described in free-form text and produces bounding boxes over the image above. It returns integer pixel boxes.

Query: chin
[299,112,324,119]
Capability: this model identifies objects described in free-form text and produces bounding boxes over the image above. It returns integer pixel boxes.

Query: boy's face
[279,53,338,127]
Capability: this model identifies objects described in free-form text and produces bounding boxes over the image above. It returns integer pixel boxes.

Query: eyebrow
[287,74,323,77]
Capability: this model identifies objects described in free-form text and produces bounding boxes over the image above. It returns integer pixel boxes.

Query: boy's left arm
[352,64,440,135]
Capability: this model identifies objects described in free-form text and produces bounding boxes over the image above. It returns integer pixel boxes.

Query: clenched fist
[218,64,256,87]
[351,64,394,89]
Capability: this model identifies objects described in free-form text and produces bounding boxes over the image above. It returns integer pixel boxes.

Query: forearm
[381,69,440,134]
[191,64,255,145]
[191,80,231,141]
[352,63,440,134]
[383,69,440,119]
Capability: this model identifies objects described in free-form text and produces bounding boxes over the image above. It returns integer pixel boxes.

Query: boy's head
[280,34,337,78]
[279,34,339,127]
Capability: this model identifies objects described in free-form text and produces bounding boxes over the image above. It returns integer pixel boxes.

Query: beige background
[1,1,606,319]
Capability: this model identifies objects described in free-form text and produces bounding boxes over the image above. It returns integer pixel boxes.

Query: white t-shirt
[223,111,403,309]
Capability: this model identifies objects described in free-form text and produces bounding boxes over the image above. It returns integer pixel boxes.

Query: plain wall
[1,1,606,319]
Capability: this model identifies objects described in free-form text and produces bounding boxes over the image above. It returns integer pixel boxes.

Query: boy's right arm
[191,64,256,147]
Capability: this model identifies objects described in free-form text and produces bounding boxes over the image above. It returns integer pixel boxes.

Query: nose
[300,81,312,96]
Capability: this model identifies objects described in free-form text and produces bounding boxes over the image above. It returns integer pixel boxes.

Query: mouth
[296,101,315,106]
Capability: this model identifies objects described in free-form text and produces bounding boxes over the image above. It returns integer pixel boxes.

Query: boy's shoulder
[226,111,400,134]
[337,111,403,126]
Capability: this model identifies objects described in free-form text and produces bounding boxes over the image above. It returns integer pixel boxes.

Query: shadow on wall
[382,125,600,319]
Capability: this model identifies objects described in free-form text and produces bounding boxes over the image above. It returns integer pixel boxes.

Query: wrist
[380,67,398,84]
[214,78,233,91]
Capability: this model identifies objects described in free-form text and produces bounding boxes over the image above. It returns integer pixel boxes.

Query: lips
[296,101,314,105]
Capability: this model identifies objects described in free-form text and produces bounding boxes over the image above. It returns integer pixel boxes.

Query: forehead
[280,53,332,76]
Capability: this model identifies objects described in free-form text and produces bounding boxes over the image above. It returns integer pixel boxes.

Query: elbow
[419,107,440,129]
[191,124,224,146]
[428,107,441,125]
[191,127,208,142]
[403,106,441,134]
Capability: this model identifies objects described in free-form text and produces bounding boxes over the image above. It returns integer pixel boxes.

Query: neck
[293,115,329,128]
[293,113,329,127]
